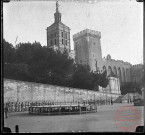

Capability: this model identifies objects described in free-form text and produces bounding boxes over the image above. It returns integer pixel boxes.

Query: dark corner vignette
[136,0,145,133]
[3,0,11,3]
[136,0,144,2]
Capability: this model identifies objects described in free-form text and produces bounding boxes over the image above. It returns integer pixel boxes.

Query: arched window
[66,40,67,45]
[95,60,98,71]
[51,40,53,45]
[54,32,56,37]
[62,39,63,44]
[118,67,122,84]
[108,66,112,76]
[113,67,117,77]
[122,68,126,83]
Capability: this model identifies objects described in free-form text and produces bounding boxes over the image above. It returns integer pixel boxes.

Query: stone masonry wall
[4,79,120,103]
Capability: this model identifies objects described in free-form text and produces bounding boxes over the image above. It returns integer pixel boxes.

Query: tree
[69,64,94,90]
[120,82,142,95]
[3,39,15,64]
[3,39,109,90]
[69,65,109,90]
[98,70,109,88]
[3,40,75,85]
[14,41,42,64]
[4,63,31,81]
[29,47,75,85]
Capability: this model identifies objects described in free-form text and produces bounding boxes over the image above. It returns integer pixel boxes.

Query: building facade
[131,64,144,85]
[73,29,133,86]
[46,2,143,95]
[73,29,103,71]
[46,1,71,53]
[102,55,132,85]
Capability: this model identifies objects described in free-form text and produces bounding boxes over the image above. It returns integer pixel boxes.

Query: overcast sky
[3,0,143,65]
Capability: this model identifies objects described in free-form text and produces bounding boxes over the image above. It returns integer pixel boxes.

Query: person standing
[4,105,8,118]
[111,99,113,105]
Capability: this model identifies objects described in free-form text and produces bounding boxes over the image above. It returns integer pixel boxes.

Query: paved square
[4,103,144,133]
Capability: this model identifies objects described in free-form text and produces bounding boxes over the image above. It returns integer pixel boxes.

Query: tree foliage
[120,82,142,95]
[3,39,109,90]
[69,64,94,90]
[68,64,109,90]
[98,70,109,88]
[3,39,15,64]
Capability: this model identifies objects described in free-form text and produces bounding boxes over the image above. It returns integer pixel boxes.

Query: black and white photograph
[2,0,144,133]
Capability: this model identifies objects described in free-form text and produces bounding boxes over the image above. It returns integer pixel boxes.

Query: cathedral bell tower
[46,1,71,53]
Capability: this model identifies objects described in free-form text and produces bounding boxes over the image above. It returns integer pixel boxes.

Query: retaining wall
[4,79,121,103]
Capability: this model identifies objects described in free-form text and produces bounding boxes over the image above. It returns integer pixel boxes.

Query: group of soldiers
[4,99,113,114]
[4,101,54,113]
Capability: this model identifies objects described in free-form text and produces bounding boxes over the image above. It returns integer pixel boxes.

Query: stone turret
[73,29,103,72]
[73,29,101,40]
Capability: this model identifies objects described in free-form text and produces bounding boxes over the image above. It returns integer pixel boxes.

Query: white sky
[3,0,143,65]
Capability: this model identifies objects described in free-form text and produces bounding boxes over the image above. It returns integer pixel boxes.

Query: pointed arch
[122,68,126,83]
[108,66,112,77]
[113,66,118,77]
[118,67,122,84]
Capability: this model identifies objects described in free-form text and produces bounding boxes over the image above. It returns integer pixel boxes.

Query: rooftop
[47,22,70,30]
[73,29,101,39]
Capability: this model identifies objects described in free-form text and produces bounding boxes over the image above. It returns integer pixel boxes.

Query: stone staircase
[113,95,125,103]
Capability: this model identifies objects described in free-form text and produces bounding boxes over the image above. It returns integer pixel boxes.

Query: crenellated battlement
[104,55,132,66]
[115,60,131,65]
[104,59,131,66]
[73,29,101,39]
[132,64,143,67]
[124,62,132,65]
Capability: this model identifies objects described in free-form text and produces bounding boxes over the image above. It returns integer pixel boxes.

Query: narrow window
[66,40,67,45]
[47,35,50,39]
[62,39,63,44]
[51,40,52,45]
[61,32,63,37]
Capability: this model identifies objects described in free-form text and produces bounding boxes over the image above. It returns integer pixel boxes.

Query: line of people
[4,99,113,113]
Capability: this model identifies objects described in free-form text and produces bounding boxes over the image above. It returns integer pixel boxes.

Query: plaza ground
[4,103,144,133]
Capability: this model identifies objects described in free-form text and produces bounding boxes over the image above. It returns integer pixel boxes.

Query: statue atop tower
[56,1,59,12]
[54,1,61,23]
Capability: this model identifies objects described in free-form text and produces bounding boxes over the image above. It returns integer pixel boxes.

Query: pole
[15,125,19,133]
[87,91,88,104]
[143,3,145,132]
[106,92,107,105]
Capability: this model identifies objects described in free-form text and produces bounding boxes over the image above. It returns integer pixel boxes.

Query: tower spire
[56,1,59,12]
[54,1,61,23]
